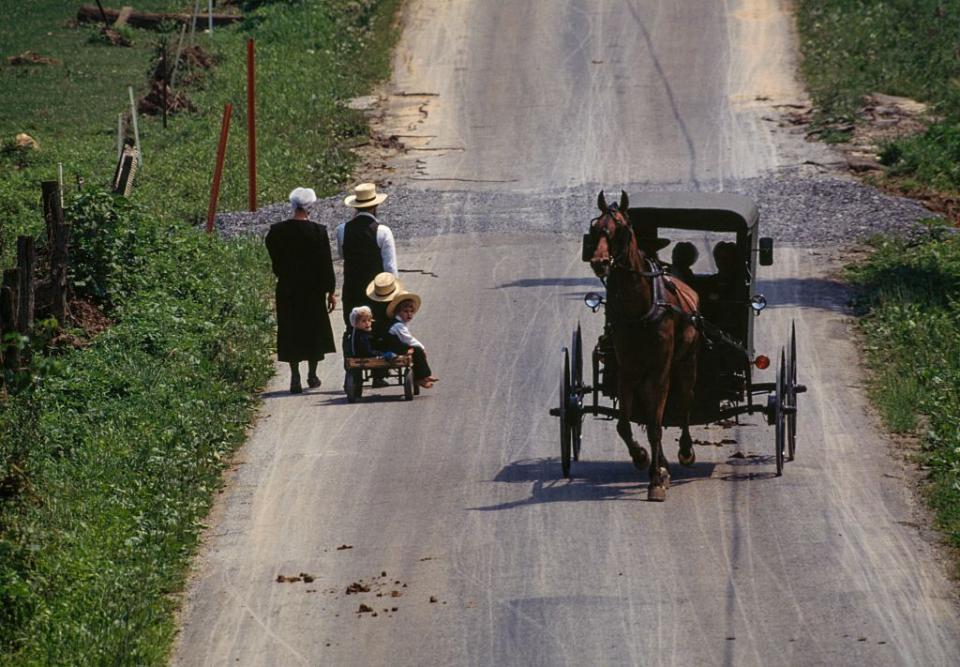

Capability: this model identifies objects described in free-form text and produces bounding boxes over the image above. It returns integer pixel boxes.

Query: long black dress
[265,218,336,362]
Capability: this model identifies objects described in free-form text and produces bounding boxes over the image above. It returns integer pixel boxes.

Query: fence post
[206,103,232,233]
[16,236,34,334]
[247,38,257,212]
[42,180,70,326]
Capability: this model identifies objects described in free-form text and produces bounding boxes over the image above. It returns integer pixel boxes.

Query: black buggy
[551,192,805,477]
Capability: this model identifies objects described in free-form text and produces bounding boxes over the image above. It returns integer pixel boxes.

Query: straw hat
[386,291,422,319]
[365,272,404,302]
[343,182,388,209]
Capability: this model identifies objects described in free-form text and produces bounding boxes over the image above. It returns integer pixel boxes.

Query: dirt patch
[6,51,60,66]
[138,80,197,116]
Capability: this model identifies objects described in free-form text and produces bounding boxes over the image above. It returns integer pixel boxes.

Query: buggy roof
[627,192,759,235]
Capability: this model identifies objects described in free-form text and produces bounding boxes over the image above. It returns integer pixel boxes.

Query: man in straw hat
[335,182,397,330]
[265,187,337,393]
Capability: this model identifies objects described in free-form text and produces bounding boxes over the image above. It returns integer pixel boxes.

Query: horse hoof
[630,446,650,471]
[648,484,666,502]
[678,449,696,466]
[660,467,671,489]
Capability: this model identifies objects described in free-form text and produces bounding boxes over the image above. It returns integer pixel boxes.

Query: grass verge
[796,2,960,569]
[795,0,960,193]
[0,0,401,662]
[847,224,960,562]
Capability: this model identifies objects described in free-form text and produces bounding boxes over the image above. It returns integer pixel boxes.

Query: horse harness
[592,208,747,355]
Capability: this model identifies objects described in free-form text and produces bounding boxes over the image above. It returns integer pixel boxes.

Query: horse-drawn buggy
[550,190,805,500]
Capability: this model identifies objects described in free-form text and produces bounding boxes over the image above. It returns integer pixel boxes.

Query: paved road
[173,1,960,665]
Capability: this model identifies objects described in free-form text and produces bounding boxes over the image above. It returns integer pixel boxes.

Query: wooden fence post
[206,103,232,233]
[247,38,257,212]
[16,236,34,334]
[42,180,70,326]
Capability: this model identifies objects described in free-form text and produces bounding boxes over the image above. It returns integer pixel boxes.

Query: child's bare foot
[417,378,435,389]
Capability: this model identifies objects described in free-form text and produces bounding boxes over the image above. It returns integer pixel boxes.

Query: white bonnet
[289,187,317,212]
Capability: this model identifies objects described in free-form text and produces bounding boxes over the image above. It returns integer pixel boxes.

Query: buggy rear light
[754,355,770,369]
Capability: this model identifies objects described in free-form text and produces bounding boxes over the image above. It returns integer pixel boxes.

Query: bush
[67,189,158,310]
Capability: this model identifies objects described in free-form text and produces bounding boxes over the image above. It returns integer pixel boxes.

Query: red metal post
[206,103,232,233]
[247,38,257,212]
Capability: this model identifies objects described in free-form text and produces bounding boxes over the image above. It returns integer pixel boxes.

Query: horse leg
[674,321,700,466]
[616,387,649,472]
[641,375,671,501]
[646,422,667,501]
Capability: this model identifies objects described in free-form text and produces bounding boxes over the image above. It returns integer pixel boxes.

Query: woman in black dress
[264,187,337,393]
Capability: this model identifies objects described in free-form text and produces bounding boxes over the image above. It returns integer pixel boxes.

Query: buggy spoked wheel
[559,347,572,478]
[570,325,584,461]
[786,321,798,461]
[403,369,415,401]
[775,350,786,476]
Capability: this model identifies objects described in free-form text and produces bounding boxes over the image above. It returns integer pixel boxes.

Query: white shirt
[388,319,423,349]
[335,212,398,275]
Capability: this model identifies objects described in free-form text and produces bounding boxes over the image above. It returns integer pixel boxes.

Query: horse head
[589,190,635,279]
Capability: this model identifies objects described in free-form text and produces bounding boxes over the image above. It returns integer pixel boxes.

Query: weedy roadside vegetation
[796,0,960,193]
[847,226,960,552]
[797,1,960,563]
[0,0,400,662]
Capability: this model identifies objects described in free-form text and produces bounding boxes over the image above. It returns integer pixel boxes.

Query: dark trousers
[410,347,431,381]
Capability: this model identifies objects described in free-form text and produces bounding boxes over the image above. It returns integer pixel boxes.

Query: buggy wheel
[344,371,359,403]
[403,369,415,401]
[775,350,786,476]
[591,345,601,411]
[559,347,572,478]
[571,325,584,461]
[786,321,798,461]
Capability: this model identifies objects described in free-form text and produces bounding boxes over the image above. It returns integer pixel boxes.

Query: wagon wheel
[403,368,415,401]
[344,370,360,403]
[570,325,584,461]
[786,321,798,461]
[559,347,572,478]
[775,349,786,476]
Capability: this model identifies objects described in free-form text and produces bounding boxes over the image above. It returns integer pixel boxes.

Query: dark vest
[342,213,384,305]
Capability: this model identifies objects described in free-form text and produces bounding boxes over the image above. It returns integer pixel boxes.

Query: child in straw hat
[384,292,438,389]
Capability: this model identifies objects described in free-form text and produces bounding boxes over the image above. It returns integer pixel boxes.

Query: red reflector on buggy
[754,355,770,369]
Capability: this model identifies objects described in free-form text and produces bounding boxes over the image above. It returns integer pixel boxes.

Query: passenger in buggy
[669,241,698,287]
[384,292,439,389]
[700,241,745,340]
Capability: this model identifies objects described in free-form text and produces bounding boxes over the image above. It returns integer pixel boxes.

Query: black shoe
[290,377,303,394]
[307,376,321,389]
[371,378,390,388]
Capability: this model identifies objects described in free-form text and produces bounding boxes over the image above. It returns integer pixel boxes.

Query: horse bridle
[592,207,698,326]
[590,207,662,278]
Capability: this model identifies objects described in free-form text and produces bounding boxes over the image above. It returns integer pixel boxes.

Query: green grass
[0,1,181,257]
[847,224,960,560]
[796,0,960,191]
[0,1,402,663]
[0,0,400,244]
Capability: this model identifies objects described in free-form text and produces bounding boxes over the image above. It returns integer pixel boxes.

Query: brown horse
[588,191,701,501]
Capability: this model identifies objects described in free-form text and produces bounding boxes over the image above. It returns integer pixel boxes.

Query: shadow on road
[469,457,716,510]
[756,276,852,313]
[494,277,601,289]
